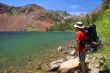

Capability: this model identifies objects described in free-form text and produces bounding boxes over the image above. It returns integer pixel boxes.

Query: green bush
[95,9,110,68]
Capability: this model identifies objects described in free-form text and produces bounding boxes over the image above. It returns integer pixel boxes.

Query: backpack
[83,24,99,52]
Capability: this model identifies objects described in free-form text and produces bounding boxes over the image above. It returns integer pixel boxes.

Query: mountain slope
[0,3,49,31]
[0,3,69,31]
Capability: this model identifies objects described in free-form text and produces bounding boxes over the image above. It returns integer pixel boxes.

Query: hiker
[74,21,86,73]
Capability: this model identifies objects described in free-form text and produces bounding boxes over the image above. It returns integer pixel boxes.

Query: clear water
[0,32,74,69]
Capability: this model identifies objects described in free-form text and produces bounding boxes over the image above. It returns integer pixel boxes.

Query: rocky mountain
[0,3,70,31]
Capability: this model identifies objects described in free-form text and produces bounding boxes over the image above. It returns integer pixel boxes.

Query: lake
[0,32,75,70]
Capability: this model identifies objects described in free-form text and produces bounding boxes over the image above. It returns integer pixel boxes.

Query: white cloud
[70,5,81,9]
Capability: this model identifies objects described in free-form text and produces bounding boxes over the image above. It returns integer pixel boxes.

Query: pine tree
[102,0,110,10]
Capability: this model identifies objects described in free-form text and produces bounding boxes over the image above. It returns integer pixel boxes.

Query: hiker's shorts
[79,51,86,61]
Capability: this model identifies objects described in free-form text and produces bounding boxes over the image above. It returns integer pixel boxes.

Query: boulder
[89,68,100,73]
[48,59,64,71]
[66,56,75,60]
[69,50,76,56]
[58,57,89,73]
[57,46,62,52]
[58,58,80,73]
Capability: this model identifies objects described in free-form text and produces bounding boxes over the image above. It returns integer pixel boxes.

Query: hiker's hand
[91,42,98,46]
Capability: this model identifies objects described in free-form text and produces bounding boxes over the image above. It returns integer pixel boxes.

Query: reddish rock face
[0,3,50,31]
[0,3,70,31]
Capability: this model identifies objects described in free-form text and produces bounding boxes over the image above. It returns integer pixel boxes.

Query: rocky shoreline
[31,42,109,73]
[47,44,109,73]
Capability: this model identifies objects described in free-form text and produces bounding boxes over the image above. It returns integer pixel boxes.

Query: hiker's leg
[81,60,86,73]
[79,52,86,73]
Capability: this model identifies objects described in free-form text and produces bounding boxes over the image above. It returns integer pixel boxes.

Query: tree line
[46,0,110,31]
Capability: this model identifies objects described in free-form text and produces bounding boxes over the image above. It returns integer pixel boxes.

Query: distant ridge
[0,3,70,31]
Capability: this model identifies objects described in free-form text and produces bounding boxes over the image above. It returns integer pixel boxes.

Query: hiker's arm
[75,32,80,55]
[76,40,80,55]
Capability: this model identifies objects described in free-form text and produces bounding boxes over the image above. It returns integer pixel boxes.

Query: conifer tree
[102,0,110,10]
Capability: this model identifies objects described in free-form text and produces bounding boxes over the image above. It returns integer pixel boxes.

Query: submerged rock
[36,65,41,70]
[41,64,48,71]
[62,51,68,54]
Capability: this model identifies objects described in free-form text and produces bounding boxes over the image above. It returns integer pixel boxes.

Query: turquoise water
[0,32,74,69]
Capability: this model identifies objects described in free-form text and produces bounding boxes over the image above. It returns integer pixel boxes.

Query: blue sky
[0,0,102,15]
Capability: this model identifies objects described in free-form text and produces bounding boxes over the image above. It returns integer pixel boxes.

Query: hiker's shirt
[76,31,85,52]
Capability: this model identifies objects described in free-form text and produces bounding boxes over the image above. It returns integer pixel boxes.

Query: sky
[0,0,102,15]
